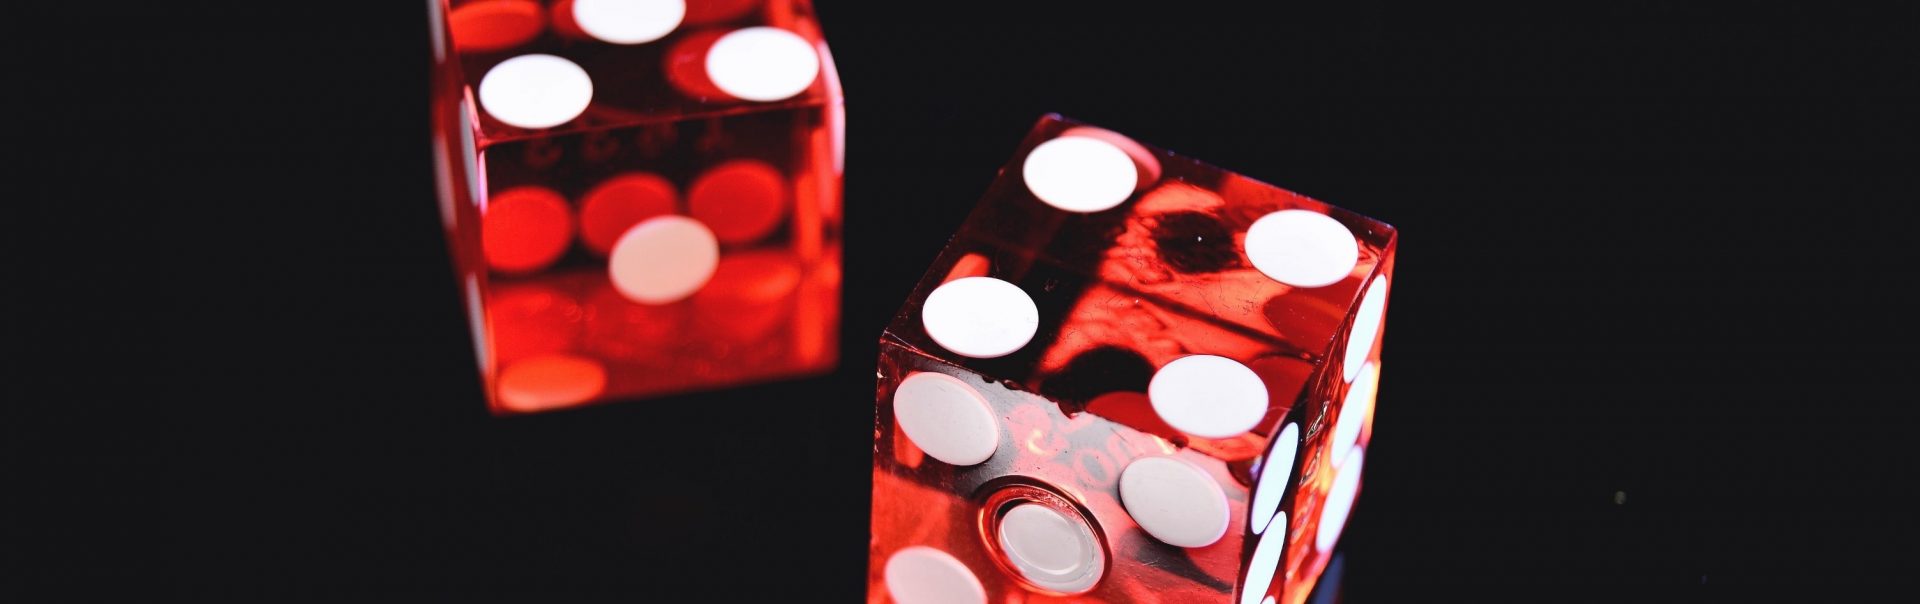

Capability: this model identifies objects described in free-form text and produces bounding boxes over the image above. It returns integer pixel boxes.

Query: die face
[1280,248,1390,604]
[872,349,1274,602]
[436,0,839,142]
[871,116,1393,603]
[428,0,844,414]
[899,121,1391,351]
[881,115,1393,458]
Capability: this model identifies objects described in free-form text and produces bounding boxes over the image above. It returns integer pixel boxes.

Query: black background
[14,1,1920,601]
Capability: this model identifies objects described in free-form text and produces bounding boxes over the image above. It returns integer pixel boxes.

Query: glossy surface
[869,116,1395,603]
[429,0,844,414]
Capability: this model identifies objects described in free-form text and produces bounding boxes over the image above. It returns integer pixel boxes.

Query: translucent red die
[426,0,844,414]
[870,115,1394,604]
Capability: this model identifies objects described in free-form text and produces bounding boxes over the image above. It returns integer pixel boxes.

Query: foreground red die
[869,115,1393,603]
[426,0,844,414]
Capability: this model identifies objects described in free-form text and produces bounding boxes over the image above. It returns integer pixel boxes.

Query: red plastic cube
[869,115,1393,603]
[426,0,844,414]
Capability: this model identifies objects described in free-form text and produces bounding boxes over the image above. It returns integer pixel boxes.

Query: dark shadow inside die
[1149,210,1243,274]
[1037,345,1155,414]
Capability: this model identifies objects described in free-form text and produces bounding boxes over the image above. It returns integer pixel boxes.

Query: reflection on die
[870,116,1394,604]
[427,0,844,413]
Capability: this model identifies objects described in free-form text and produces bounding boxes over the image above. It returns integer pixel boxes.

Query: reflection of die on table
[427,1,845,414]
[871,115,1393,604]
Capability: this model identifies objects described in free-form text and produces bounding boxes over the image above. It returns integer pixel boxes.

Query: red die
[869,116,1393,603]
[426,0,844,414]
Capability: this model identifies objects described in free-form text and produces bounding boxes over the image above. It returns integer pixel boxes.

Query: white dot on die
[573,0,685,44]
[608,215,718,304]
[1244,210,1359,288]
[478,54,594,129]
[1331,362,1378,469]
[892,372,1000,466]
[1239,512,1287,604]
[1149,355,1269,439]
[885,546,987,604]
[706,27,821,102]
[1022,136,1139,213]
[1119,456,1230,548]
[997,503,1104,593]
[1343,278,1388,383]
[1249,422,1300,535]
[1316,446,1365,552]
[920,277,1039,359]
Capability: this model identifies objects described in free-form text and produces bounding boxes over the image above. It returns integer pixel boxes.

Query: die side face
[870,115,1394,603]
[1282,248,1390,604]
[428,1,844,414]
[872,351,1269,603]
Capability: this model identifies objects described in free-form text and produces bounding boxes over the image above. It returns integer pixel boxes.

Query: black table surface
[13,2,1918,601]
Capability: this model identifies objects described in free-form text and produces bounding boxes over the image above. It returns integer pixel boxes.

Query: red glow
[688,159,788,244]
[547,0,586,38]
[580,278,686,363]
[497,353,607,412]
[684,0,760,25]
[448,0,545,52]
[793,116,837,261]
[482,186,574,273]
[578,172,678,256]
[792,247,839,367]
[696,249,803,305]
[691,249,802,341]
[486,283,582,365]
[943,253,991,283]
[891,417,926,469]
[473,256,837,414]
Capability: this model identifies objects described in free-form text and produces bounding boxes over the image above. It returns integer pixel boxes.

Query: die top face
[882,114,1396,455]
[430,0,840,144]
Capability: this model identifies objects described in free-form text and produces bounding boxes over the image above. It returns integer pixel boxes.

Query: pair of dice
[427,2,1395,602]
